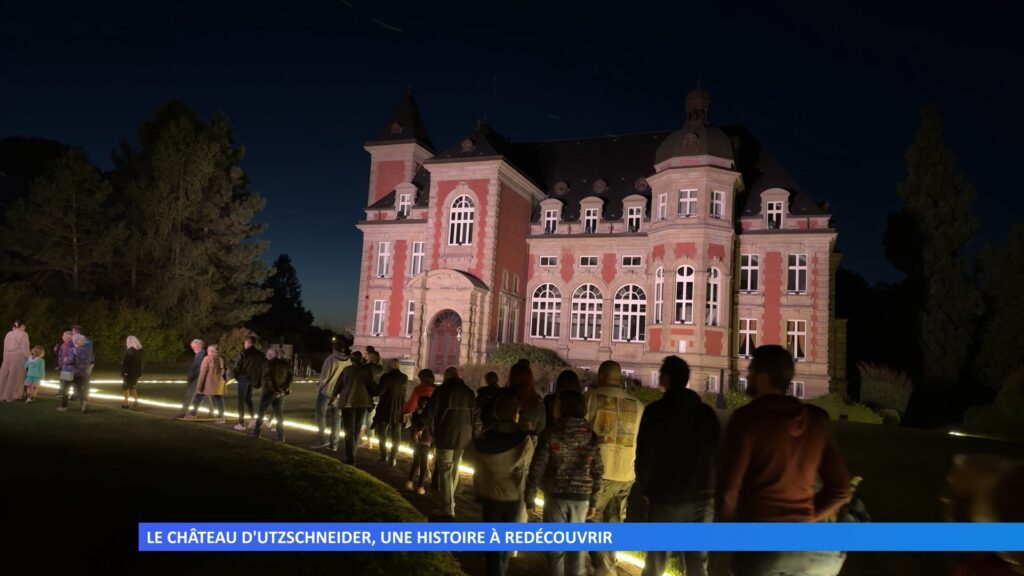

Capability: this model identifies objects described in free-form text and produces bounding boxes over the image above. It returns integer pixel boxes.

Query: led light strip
[37,380,663,574]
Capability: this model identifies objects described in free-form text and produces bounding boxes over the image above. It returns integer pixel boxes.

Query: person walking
[403,368,436,416]
[70,325,93,402]
[57,333,92,413]
[525,389,603,576]
[315,336,352,449]
[636,356,721,576]
[0,320,31,402]
[120,336,144,409]
[22,346,45,403]
[475,371,502,429]
[178,339,206,417]
[232,336,265,430]
[405,395,433,495]
[186,344,227,423]
[427,367,481,518]
[329,350,374,465]
[472,394,536,576]
[583,360,644,576]
[372,359,408,466]
[718,345,851,576]
[55,331,74,401]
[507,361,546,435]
[545,370,581,428]
[254,349,292,442]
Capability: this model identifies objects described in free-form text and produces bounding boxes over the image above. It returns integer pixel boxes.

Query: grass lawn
[0,400,463,576]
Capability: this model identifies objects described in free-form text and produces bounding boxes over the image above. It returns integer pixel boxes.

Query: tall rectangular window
[787,254,808,293]
[739,318,757,357]
[497,302,508,343]
[705,267,721,327]
[397,193,412,218]
[678,189,697,217]
[410,241,425,276]
[706,375,719,394]
[404,301,415,337]
[740,254,759,292]
[787,319,807,360]
[675,266,695,324]
[711,190,724,219]
[371,300,386,335]
[767,201,784,229]
[656,193,667,220]
[544,209,559,234]
[788,381,805,398]
[509,304,518,342]
[376,242,391,277]
[737,377,748,392]
[583,208,599,233]
[626,206,642,232]
[653,268,664,325]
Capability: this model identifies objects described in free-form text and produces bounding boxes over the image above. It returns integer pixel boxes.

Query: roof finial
[685,82,711,125]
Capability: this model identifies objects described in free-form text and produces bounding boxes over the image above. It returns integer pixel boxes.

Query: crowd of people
[4,318,1021,576]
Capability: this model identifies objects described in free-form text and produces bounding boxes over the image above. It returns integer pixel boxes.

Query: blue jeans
[480,498,523,576]
[236,377,254,424]
[730,551,846,576]
[341,407,368,463]
[589,479,633,576]
[435,448,464,516]
[315,391,330,440]
[254,393,285,441]
[642,498,714,576]
[542,497,589,576]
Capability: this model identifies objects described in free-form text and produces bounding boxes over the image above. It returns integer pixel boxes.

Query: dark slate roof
[655,122,734,164]
[432,121,518,161]
[725,125,828,217]
[366,92,434,151]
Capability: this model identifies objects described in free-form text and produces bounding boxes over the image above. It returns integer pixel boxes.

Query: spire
[367,91,434,151]
[685,82,711,125]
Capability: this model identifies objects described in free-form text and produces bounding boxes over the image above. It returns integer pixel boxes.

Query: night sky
[3,0,1021,329]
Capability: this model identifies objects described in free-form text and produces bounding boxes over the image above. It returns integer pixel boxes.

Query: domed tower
[685,83,711,124]
[654,84,734,166]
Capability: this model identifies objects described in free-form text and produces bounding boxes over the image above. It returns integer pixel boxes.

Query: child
[405,395,433,495]
[23,346,45,402]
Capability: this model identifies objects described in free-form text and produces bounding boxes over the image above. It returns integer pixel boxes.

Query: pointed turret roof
[366,91,434,151]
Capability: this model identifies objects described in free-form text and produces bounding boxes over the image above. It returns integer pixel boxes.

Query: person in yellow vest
[583,360,644,576]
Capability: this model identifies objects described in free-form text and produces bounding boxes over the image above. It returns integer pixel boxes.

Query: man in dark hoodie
[233,336,265,431]
[718,344,851,576]
[636,356,720,576]
[427,366,481,518]
[372,358,408,466]
[475,370,502,429]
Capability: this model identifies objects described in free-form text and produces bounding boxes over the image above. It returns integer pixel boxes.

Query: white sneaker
[247,419,257,429]
[233,423,246,431]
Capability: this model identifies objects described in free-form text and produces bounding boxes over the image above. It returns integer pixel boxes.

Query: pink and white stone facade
[353,89,843,398]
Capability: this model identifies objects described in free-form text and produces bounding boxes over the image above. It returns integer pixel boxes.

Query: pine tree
[884,104,981,389]
[2,148,123,292]
[976,224,1024,386]
[113,100,271,336]
[248,254,315,345]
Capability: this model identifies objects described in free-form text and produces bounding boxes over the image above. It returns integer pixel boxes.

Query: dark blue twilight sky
[2,1,1022,329]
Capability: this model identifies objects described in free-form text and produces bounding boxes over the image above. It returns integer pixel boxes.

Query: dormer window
[626,206,642,232]
[544,209,559,234]
[767,201,784,229]
[397,193,412,218]
[399,193,415,218]
[583,208,599,233]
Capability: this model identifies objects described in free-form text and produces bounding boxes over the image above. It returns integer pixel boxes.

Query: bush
[0,282,64,354]
[877,408,901,425]
[627,381,664,405]
[807,393,883,424]
[858,362,913,414]
[963,368,1024,435]
[81,300,183,365]
[488,343,570,368]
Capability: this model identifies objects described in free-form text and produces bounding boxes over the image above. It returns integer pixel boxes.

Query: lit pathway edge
[138,522,1024,552]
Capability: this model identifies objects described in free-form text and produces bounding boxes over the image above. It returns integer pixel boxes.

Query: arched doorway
[428,310,462,373]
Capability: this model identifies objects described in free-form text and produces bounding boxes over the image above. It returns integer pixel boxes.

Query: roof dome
[655,123,734,164]
[654,84,733,164]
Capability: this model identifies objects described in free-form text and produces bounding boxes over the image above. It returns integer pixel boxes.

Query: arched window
[570,284,603,340]
[612,285,646,343]
[448,195,475,246]
[530,284,561,339]
[674,266,694,324]
[706,267,721,326]
[653,267,664,325]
